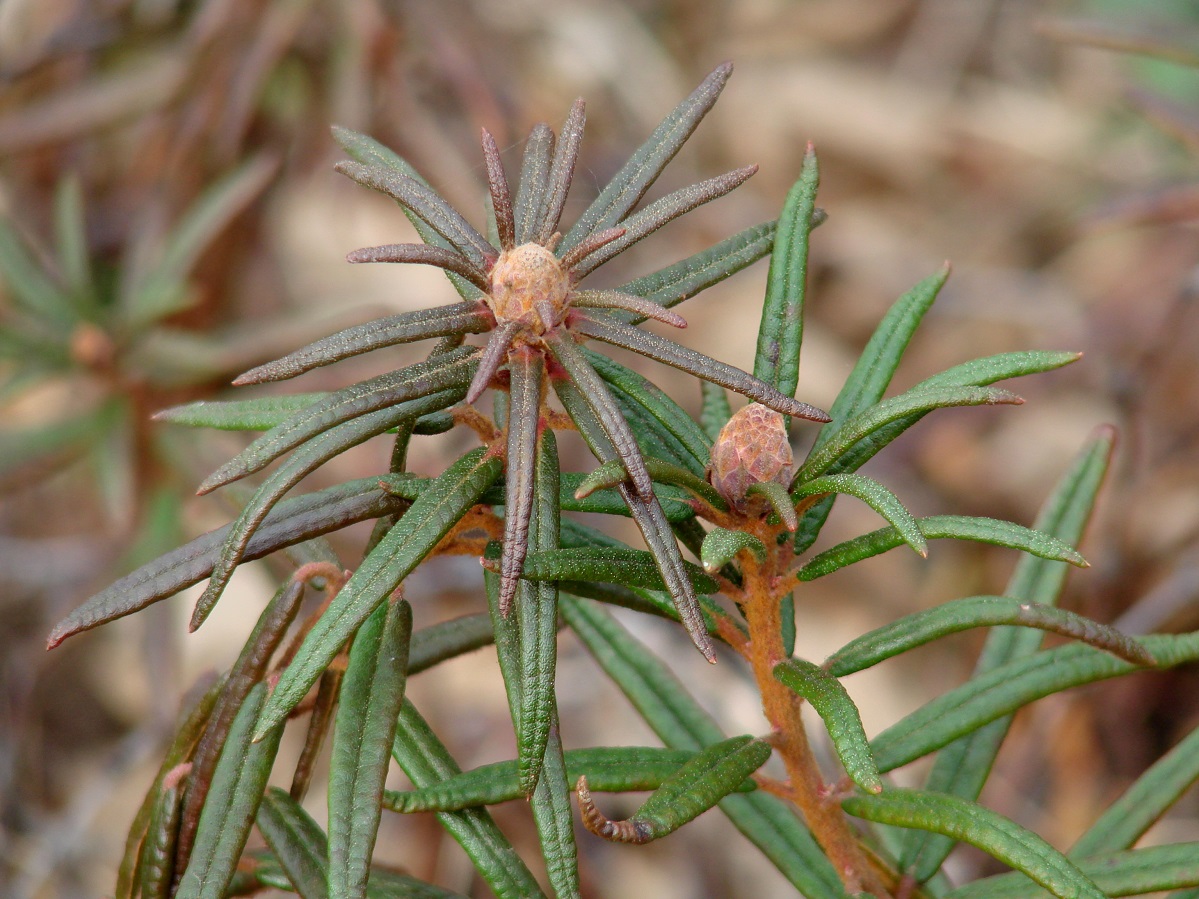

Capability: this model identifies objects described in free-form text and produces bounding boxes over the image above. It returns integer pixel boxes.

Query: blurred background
[3,0,1199,896]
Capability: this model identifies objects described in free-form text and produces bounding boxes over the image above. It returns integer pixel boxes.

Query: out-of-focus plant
[48,63,1199,899]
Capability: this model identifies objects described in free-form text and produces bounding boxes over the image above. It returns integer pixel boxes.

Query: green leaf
[513,123,553,244]
[256,787,328,899]
[796,384,1022,486]
[254,448,502,739]
[773,659,881,794]
[49,477,408,647]
[948,842,1199,899]
[872,630,1199,774]
[192,386,467,628]
[794,473,926,556]
[519,546,719,595]
[576,736,771,843]
[699,382,732,440]
[793,265,948,553]
[553,372,715,660]
[204,347,478,491]
[843,789,1106,899]
[755,144,818,403]
[125,155,276,329]
[175,581,304,873]
[175,683,284,899]
[583,348,712,475]
[828,595,1152,676]
[746,480,798,530]
[1070,723,1199,858]
[559,596,845,897]
[328,597,413,899]
[390,700,546,898]
[899,427,1115,880]
[385,746,754,812]
[137,768,184,898]
[518,431,563,794]
[614,221,777,323]
[700,526,766,572]
[560,62,732,252]
[797,514,1088,582]
[155,394,329,431]
[233,302,489,386]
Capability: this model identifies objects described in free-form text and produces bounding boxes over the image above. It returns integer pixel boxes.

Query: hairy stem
[739,523,887,897]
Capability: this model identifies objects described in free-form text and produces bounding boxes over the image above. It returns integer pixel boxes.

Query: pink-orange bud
[708,403,793,508]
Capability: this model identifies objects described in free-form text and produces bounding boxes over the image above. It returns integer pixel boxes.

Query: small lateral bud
[708,403,792,509]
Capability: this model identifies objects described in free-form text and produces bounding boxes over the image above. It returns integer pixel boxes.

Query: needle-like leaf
[573,315,830,422]
[774,659,881,794]
[233,301,490,386]
[513,124,554,245]
[49,477,409,646]
[336,161,496,269]
[498,347,544,616]
[826,595,1152,677]
[481,128,515,251]
[254,448,503,739]
[843,789,1106,899]
[192,387,466,629]
[571,289,687,327]
[537,98,585,243]
[569,166,758,278]
[560,62,733,252]
[346,242,489,290]
[204,347,478,492]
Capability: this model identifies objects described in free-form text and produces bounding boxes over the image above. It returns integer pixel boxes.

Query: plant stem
[740,528,888,897]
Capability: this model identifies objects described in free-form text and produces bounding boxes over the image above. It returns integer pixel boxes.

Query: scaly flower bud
[708,403,793,509]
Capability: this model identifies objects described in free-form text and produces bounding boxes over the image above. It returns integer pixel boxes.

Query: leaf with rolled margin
[175,683,284,899]
[755,143,819,404]
[560,62,733,252]
[797,514,1088,582]
[793,473,926,556]
[384,746,754,812]
[614,220,778,324]
[573,316,828,423]
[701,527,766,573]
[407,613,496,675]
[175,581,304,874]
[872,630,1199,774]
[513,123,554,245]
[574,455,724,512]
[391,700,546,898]
[795,385,1022,486]
[560,596,843,897]
[537,98,585,242]
[949,842,1199,899]
[518,546,718,594]
[117,676,223,899]
[192,386,466,629]
[774,659,881,794]
[899,428,1114,881]
[497,348,543,616]
[232,302,489,386]
[49,477,406,647]
[206,347,478,490]
[336,162,494,269]
[254,448,502,739]
[570,166,758,278]
[155,394,328,431]
[255,787,328,899]
[577,736,771,844]
[328,598,412,899]
[827,595,1151,677]
[842,789,1105,899]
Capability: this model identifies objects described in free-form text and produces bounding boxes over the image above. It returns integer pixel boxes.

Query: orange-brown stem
[738,521,888,897]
